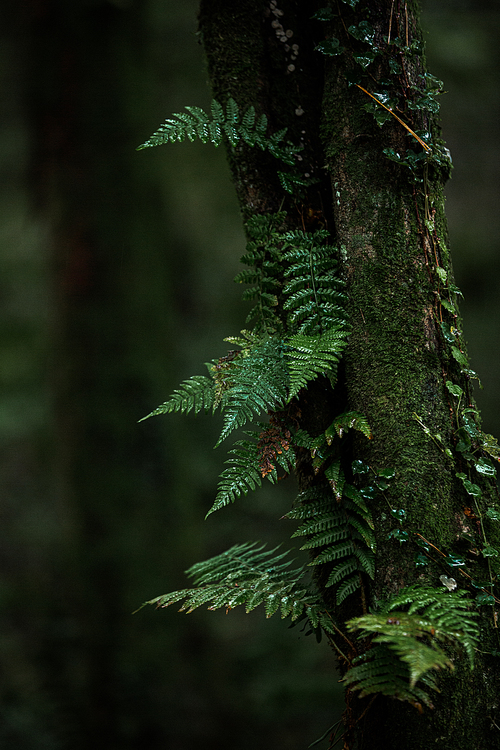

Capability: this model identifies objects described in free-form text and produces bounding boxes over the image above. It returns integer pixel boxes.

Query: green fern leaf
[336,573,361,604]
[206,438,262,517]
[299,526,350,551]
[326,558,358,587]
[137,98,296,165]
[137,542,317,621]
[352,546,376,579]
[309,539,355,565]
[326,411,372,440]
[343,645,437,707]
[216,340,289,445]
[285,327,348,398]
[139,375,215,421]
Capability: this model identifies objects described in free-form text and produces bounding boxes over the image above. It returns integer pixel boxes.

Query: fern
[325,411,373,441]
[343,645,438,708]
[207,428,296,517]
[216,339,289,445]
[139,374,215,421]
[287,478,376,605]
[137,98,296,166]
[137,542,320,620]
[282,231,346,335]
[235,213,286,337]
[285,328,349,399]
[207,437,263,517]
[345,586,480,705]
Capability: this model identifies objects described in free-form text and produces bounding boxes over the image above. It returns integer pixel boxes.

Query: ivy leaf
[481,546,499,558]
[353,51,377,68]
[451,346,468,368]
[486,507,500,521]
[445,380,463,398]
[475,459,496,477]
[315,39,344,56]
[348,21,376,45]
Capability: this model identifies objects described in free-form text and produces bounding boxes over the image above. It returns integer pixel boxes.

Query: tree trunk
[198,0,500,747]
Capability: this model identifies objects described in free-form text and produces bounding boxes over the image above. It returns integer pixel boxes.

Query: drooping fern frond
[137,542,320,621]
[235,213,285,337]
[207,437,263,517]
[381,584,479,667]
[216,339,289,446]
[137,98,296,166]
[343,645,439,709]
[325,411,373,441]
[344,586,480,706]
[285,327,349,399]
[207,425,295,517]
[282,230,346,335]
[286,479,376,605]
[139,374,215,421]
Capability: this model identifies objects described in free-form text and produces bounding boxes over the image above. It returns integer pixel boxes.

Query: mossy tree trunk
[198,0,500,747]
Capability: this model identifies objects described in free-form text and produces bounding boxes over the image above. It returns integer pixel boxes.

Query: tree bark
[198,1,500,747]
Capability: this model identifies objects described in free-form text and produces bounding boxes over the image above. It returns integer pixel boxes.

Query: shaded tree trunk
[198,0,500,747]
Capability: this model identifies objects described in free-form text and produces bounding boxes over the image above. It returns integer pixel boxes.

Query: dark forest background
[0,1,499,748]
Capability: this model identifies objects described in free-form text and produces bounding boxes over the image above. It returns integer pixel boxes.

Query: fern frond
[336,573,361,604]
[206,438,263,517]
[216,339,289,445]
[137,98,296,165]
[291,507,346,537]
[347,585,480,699]
[309,539,355,565]
[236,213,285,337]
[282,231,346,334]
[138,542,318,621]
[383,585,479,667]
[139,375,215,421]
[285,327,349,398]
[343,645,437,708]
[326,411,372,441]
[299,526,351,550]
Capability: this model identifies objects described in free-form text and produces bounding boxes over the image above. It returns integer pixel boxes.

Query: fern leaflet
[282,231,346,335]
[285,327,349,399]
[139,374,215,421]
[216,339,289,445]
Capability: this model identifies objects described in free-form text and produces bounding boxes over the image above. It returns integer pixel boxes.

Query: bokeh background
[0,1,498,748]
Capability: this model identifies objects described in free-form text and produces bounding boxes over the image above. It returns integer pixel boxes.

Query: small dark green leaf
[377,468,395,480]
[390,508,407,524]
[416,537,430,552]
[481,546,499,558]
[445,380,463,398]
[486,507,500,521]
[476,592,496,605]
[445,553,465,567]
[316,39,344,56]
[311,7,337,21]
[348,21,375,45]
[414,551,429,567]
[388,529,409,544]
[353,51,377,68]
[476,459,496,478]
[352,459,370,475]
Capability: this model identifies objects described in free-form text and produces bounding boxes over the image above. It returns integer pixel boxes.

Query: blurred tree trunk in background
[0,1,499,749]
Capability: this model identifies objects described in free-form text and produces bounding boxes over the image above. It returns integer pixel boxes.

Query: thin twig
[355,84,431,152]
